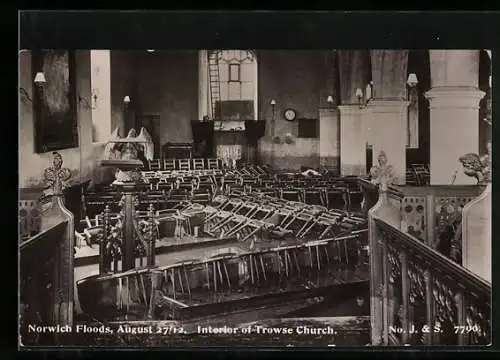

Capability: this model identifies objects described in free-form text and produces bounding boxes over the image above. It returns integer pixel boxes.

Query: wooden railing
[366,151,491,346]
[359,178,483,264]
[19,152,75,346]
[370,217,491,346]
[77,232,369,322]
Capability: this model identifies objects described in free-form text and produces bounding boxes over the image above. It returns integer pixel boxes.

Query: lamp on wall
[407,73,419,105]
[356,82,373,109]
[407,73,419,88]
[123,95,131,107]
[406,73,419,148]
[270,99,280,149]
[327,95,334,110]
[20,72,46,103]
[270,99,277,131]
[34,72,46,86]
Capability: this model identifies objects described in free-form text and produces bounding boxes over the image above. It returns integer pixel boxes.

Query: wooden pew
[20,153,75,346]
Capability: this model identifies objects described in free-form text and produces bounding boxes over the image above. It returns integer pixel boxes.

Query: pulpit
[100,127,157,272]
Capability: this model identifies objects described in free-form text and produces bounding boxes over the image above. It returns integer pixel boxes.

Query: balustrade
[359,178,483,264]
[372,219,490,346]
[366,151,491,346]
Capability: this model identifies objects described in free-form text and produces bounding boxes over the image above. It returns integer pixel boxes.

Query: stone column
[369,100,410,185]
[339,105,366,176]
[319,107,340,171]
[425,50,484,185]
[369,50,409,185]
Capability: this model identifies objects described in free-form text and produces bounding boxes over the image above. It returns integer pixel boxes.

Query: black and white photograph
[18,15,492,348]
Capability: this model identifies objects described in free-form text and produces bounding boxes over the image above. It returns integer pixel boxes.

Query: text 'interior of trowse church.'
[19,49,492,347]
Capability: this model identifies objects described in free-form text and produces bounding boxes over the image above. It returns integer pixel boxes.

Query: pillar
[198,50,209,120]
[339,105,366,176]
[425,50,484,185]
[369,50,409,185]
[369,100,409,185]
[319,108,340,171]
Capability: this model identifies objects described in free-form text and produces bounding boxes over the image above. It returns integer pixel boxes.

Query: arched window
[198,50,258,121]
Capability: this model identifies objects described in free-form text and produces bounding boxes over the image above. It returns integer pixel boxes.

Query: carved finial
[43,152,71,195]
[369,151,396,191]
[459,151,490,185]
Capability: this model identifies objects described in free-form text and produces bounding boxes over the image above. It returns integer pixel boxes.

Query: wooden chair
[206,158,220,170]
[163,159,176,171]
[406,168,419,186]
[178,159,191,171]
[148,159,161,171]
[412,164,430,186]
[192,158,205,170]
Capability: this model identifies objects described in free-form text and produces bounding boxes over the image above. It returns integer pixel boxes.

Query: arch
[338,50,371,104]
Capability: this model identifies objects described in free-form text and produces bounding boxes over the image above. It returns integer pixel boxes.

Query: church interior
[19,49,492,347]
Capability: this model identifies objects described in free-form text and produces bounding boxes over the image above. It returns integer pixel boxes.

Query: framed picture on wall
[32,50,78,153]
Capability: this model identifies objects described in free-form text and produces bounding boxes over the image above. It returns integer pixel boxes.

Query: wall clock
[283,108,297,121]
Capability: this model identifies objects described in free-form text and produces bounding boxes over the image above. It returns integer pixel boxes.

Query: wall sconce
[123,95,131,106]
[356,82,374,109]
[19,72,46,103]
[326,95,334,109]
[407,73,419,106]
[34,72,46,86]
[146,49,156,53]
[270,99,277,129]
[366,81,373,101]
[270,99,278,154]
[407,73,419,88]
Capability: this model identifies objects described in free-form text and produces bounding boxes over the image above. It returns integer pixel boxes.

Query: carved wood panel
[434,196,475,262]
[401,196,426,242]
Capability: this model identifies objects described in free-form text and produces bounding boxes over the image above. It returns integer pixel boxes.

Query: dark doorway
[141,113,161,159]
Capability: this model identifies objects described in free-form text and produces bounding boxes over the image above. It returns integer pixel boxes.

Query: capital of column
[424,86,485,110]
[369,99,410,114]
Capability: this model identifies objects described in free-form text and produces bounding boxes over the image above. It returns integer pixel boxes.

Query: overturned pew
[77,232,369,324]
